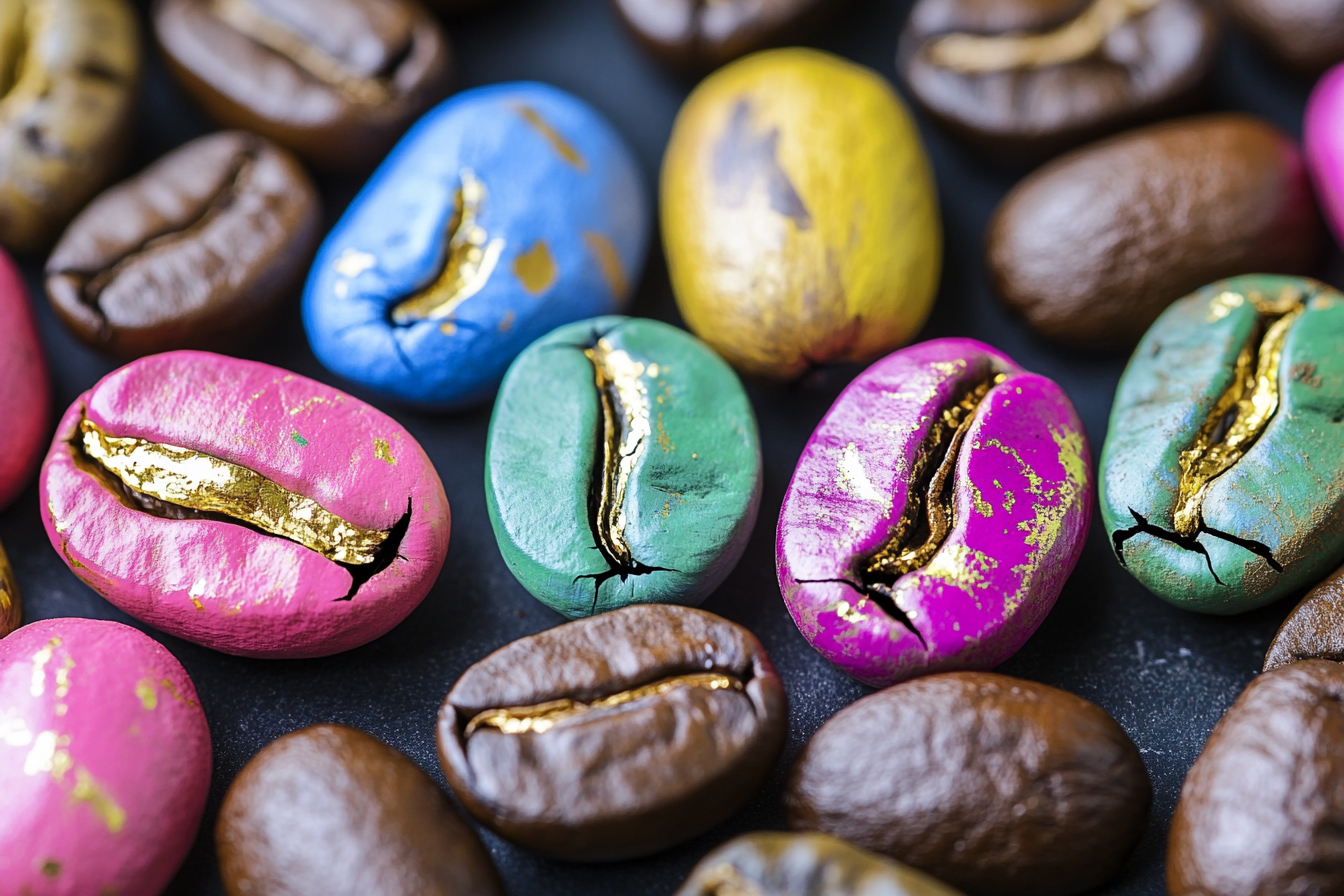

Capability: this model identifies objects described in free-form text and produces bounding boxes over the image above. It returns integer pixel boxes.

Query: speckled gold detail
[30,638,59,697]
[1208,290,1244,322]
[0,539,19,636]
[698,863,766,896]
[835,598,868,624]
[1175,290,1305,537]
[583,232,628,297]
[40,860,60,878]
[969,481,993,518]
[514,104,588,170]
[926,0,1160,73]
[72,767,126,834]
[374,438,396,465]
[135,678,157,711]
[24,730,71,780]
[924,544,998,592]
[391,169,506,325]
[464,673,741,737]
[513,240,558,295]
[77,417,389,564]
[586,339,653,569]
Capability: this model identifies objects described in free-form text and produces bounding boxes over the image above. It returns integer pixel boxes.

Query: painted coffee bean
[1168,660,1344,895]
[988,114,1321,350]
[486,316,760,618]
[897,0,1218,161]
[306,84,649,409]
[673,832,966,896]
[46,132,321,359]
[0,618,212,896]
[1307,63,1344,250]
[1265,564,1344,671]
[0,246,50,511]
[218,724,503,896]
[436,604,787,861]
[1226,0,1344,75]
[786,672,1151,896]
[0,539,21,638]
[153,0,452,173]
[612,0,835,73]
[0,0,140,255]
[1101,275,1344,614]
[39,351,451,658]
[777,338,1091,688]
[662,48,941,381]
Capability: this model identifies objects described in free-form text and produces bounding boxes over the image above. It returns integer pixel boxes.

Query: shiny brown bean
[1264,564,1344,671]
[1226,0,1344,75]
[45,131,320,359]
[611,0,837,73]
[436,604,788,861]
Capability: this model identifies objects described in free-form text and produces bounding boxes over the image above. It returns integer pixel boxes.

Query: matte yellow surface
[661,48,941,380]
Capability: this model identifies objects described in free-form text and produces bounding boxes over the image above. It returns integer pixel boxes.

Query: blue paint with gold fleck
[303,82,650,408]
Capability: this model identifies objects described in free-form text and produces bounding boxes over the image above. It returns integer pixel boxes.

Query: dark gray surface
[2,1,1334,893]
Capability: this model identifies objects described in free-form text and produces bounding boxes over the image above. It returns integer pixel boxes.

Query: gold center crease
[77,417,389,564]
[925,0,1161,74]
[585,338,652,570]
[1173,288,1306,538]
[464,673,742,737]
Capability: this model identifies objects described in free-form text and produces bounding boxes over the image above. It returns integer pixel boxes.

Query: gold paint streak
[513,104,588,170]
[135,679,157,711]
[926,0,1161,73]
[54,657,74,700]
[0,538,20,636]
[374,438,397,465]
[1174,293,1305,537]
[391,169,506,324]
[512,240,558,295]
[970,481,993,518]
[72,767,126,834]
[30,638,60,697]
[464,673,741,737]
[698,863,767,896]
[583,232,628,298]
[923,544,998,592]
[585,339,653,569]
[78,418,389,565]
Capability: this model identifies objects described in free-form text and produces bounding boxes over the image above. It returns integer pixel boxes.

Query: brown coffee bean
[785,672,1150,896]
[436,604,788,861]
[0,0,141,255]
[153,0,452,173]
[45,131,320,359]
[987,114,1321,351]
[1264,565,1344,671]
[896,0,1218,162]
[217,724,503,896]
[611,0,836,73]
[1168,660,1344,895]
[1226,0,1344,75]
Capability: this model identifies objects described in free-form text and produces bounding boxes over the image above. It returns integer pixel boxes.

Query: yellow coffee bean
[661,48,941,380]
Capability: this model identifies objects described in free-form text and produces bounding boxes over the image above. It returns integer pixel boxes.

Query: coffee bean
[777,338,1091,688]
[0,618,212,896]
[305,83,649,409]
[897,0,1218,162]
[786,672,1150,896]
[673,832,966,896]
[1101,275,1344,614]
[612,0,835,73]
[0,539,19,637]
[436,604,787,860]
[1307,64,1344,248]
[218,724,503,896]
[45,132,321,360]
[1168,659,1344,895]
[0,246,50,512]
[1226,0,1344,74]
[988,115,1321,350]
[662,48,941,381]
[153,0,452,173]
[39,351,451,658]
[1265,565,1344,671]
[486,316,760,617]
[0,0,140,254]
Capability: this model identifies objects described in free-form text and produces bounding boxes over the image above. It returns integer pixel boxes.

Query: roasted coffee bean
[1307,63,1344,248]
[897,0,1218,162]
[1265,564,1344,670]
[0,538,21,637]
[673,832,966,896]
[612,0,836,73]
[662,48,941,381]
[0,246,50,512]
[437,604,787,861]
[1168,659,1344,895]
[39,351,451,658]
[786,672,1150,896]
[1226,0,1344,74]
[218,724,503,896]
[1101,275,1344,614]
[46,132,320,360]
[153,0,452,173]
[777,338,1091,688]
[305,83,649,409]
[0,0,141,255]
[988,115,1320,350]
[0,618,212,896]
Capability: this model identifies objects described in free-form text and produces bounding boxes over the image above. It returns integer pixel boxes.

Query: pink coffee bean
[1306,62,1344,247]
[0,246,50,511]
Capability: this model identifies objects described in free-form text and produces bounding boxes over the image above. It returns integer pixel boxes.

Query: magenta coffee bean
[0,618,212,896]
[777,338,1092,688]
[39,351,451,659]
[0,246,50,511]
